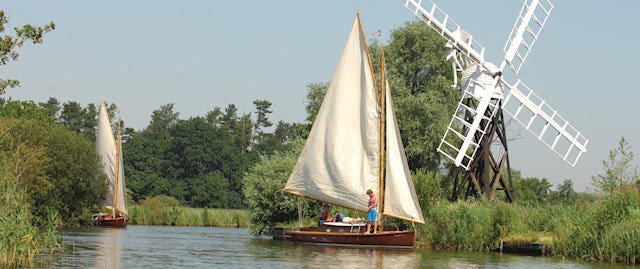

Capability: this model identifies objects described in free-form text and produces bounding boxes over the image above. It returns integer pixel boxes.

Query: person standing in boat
[318,204,329,226]
[365,189,378,234]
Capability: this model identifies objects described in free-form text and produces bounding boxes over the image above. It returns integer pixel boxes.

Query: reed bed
[128,204,249,227]
[417,187,640,264]
[1,174,60,268]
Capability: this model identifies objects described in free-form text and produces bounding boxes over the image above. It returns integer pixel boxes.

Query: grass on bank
[128,202,249,227]
[415,186,640,264]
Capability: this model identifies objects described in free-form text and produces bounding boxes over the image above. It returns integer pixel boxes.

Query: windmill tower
[404,0,589,202]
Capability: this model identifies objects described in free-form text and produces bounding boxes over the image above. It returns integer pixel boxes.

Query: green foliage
[145,103,179,135]
[242,139,312,236]
[549,186,640,263]
[385,21,459,172]
[412,168,445,211]
[512,176,552,205]
[0,10,55,94]
[0,137,60,267]
[548,180,579,205]
[58,101,98,141]
[419,201,497,251]
[0,105,106,225]
[128,201,249,227]
[592,136,640,193]
[130,195,182,225]
[304,82,328,124]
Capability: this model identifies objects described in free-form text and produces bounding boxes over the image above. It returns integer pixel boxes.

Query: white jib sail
[96,100,128,215]
[383,81,424,224]
[284,16,380,212]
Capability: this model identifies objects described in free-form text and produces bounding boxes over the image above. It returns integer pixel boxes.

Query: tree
[38,97,60,119]
[513,177,552,205]
[205,107,223,127]
[252,99,273,146]
[58,101,97,141]
[592,137,640,193]
[549,179,577,204]
[0,102,106,224]
[0,10,55,94]
[242,139,311,235]
[304,82,328,124]
[384,21,458,172]
[146,103,179,135]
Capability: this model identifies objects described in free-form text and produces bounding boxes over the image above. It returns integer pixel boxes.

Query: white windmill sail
[383,80,424,224]
[97,100,128,216]
[284,16,380,212]
[405,0,588,169]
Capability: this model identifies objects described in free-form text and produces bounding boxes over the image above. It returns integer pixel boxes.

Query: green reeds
[417,187,640,264]
[1,171,60,267]
[549,186,640,264]
[128,204,249,227]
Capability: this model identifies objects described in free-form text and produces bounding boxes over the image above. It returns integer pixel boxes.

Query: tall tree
[304,82,328,124]
[58,101,96,141]
[220,104,238,132]
[0,10,55,94]
[252,99,273,145]
[146,103,179,135]
[38,97,60,119]
[383,21,458,172]
[592,137,640,193]
[205,107,223,127]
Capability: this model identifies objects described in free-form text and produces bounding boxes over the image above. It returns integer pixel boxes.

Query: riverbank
[128,204,250,227]
[416,186,640,264]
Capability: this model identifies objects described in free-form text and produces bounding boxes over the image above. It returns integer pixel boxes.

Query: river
[37,226,634,268]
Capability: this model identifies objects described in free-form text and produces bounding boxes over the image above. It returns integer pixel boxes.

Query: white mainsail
[284,16,380,212]
[284,15,424,225]
[383,80,424,224]
[97,100,128,216]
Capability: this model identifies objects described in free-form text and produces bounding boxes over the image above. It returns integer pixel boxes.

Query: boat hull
[285,227,415,248]
[93,214,127,228]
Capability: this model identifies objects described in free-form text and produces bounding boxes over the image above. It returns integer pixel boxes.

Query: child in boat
[366,189,378,234]
[318,205,329,226]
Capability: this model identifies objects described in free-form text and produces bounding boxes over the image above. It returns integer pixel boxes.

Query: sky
[2,1,639,192]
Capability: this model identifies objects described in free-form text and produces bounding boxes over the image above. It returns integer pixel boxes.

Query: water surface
[40,226,634,268]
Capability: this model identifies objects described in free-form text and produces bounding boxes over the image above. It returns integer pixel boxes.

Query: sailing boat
[283,13,424,248]
[93,99,128,227]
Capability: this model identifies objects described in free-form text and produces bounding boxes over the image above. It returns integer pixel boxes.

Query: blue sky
[2,1,638,192]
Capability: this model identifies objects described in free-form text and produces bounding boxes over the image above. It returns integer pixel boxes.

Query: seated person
[335,211,346,222]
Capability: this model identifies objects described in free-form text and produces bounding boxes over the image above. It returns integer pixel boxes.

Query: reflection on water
[38,226,635,269]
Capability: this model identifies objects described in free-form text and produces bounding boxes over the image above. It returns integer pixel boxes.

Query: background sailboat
[283,13,423,248]
[94,99,128,227]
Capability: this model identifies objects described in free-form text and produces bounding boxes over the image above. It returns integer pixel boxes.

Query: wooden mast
[356,11,383,228]
[112,114,121,217]
[378,45,386,231]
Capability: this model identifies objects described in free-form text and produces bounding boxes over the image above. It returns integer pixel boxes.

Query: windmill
[404,0,588,202]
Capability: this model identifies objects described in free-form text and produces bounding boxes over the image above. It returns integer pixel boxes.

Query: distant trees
[123,100,301,209]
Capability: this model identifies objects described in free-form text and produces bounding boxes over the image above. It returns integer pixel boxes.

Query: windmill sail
[284,17,423,224]
[97,100,128,216]
[406,0,588,169]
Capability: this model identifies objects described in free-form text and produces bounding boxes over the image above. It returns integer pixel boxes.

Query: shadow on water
[35,226,637,269]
